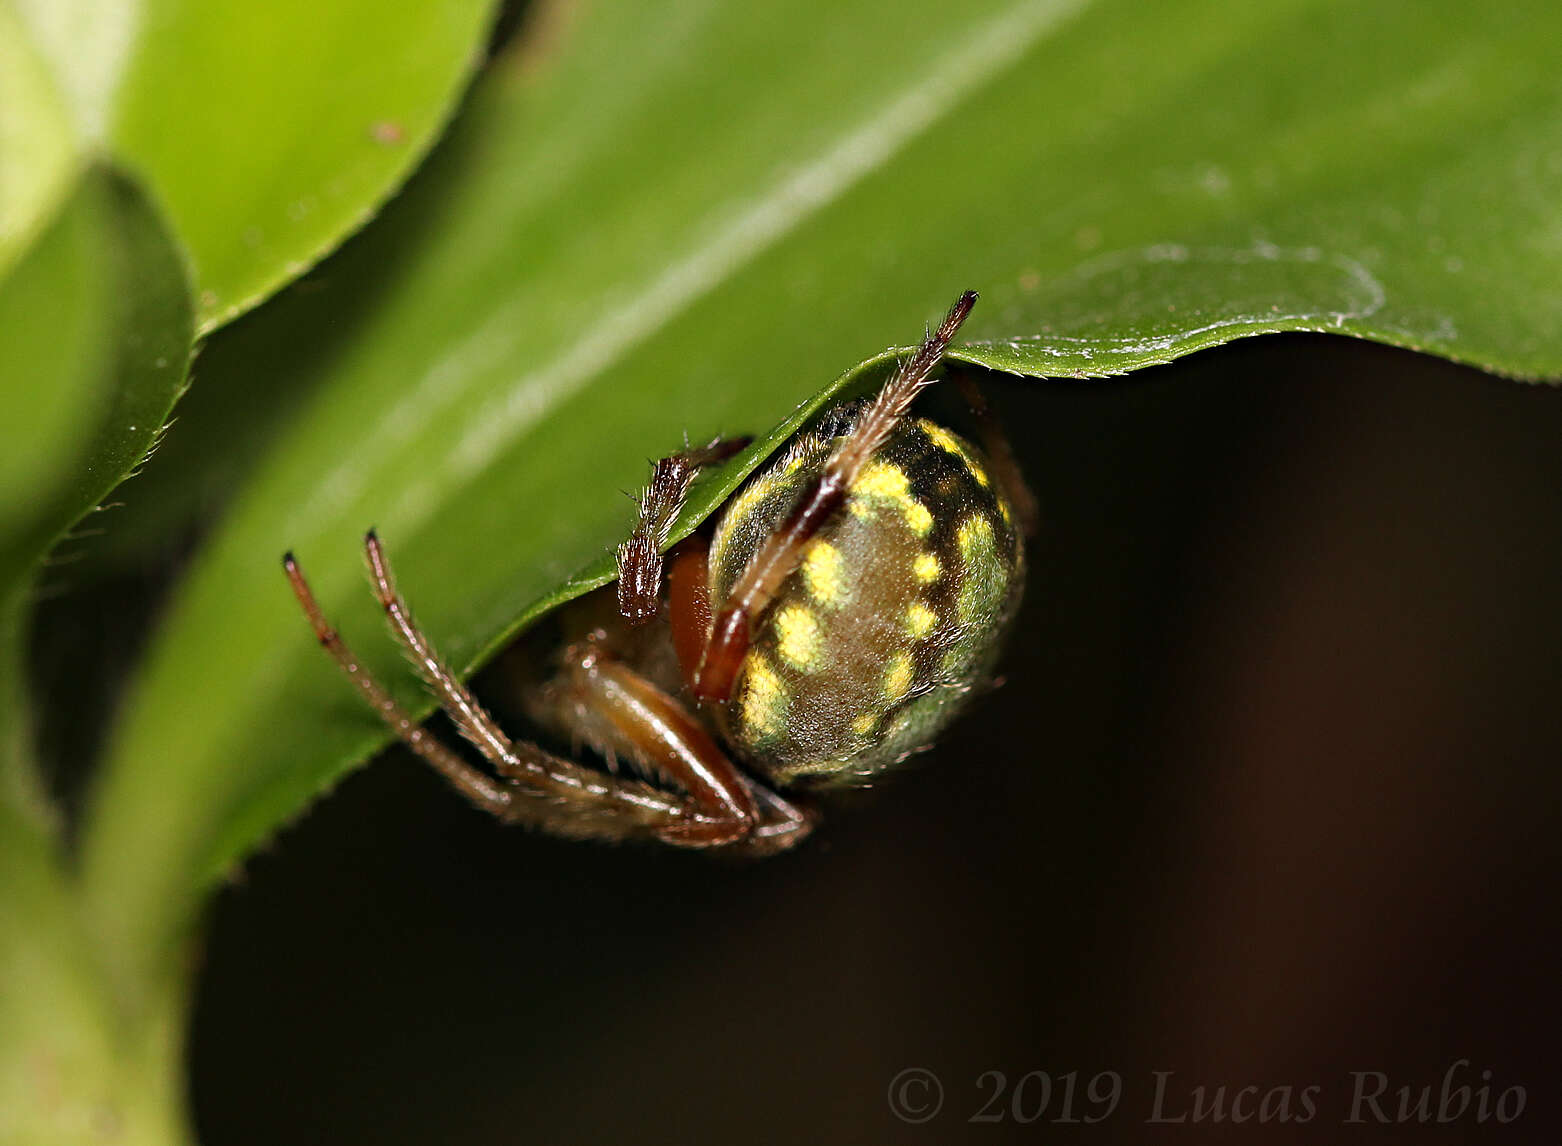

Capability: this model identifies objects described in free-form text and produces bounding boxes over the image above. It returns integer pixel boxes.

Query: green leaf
[82,0,1562,1023]
[0,171,191,826]
[9,0,496,331]
[0,171,192,1146]
[0,2,79,282]
[0,804,191,1146]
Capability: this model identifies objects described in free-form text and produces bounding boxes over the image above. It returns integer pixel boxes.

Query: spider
[283,292,1033,855]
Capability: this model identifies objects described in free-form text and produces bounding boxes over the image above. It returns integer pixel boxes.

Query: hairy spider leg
[616,435,751,625]
[360,531,810,850]
[284,549,513,809]
[530,632,815,852]
[693,290,980,703]
[286,544,740,846]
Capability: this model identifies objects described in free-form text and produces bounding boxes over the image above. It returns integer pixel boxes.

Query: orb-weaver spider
[283,292,1032,855]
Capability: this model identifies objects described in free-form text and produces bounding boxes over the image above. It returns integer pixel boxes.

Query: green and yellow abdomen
[708,408,1025,786]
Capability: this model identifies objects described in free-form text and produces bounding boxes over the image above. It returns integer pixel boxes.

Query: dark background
[45,333,1551,1144]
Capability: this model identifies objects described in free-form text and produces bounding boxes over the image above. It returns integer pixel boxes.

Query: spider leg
[666,535,714,696]
[285,547,731,845]
[693,290,979,703]
[616,435,751,625]
[285,549,513,814]
[358,531,809,849]
[536,634,815,852]
[364,530,522,766]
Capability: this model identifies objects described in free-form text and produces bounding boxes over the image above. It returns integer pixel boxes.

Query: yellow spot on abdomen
[906,600,937,639]
[774,604,822,670]
[883,652,914,701]
[851,711,880,738]
[957,515,995,562]
[851,460,910,500]
[849,460,933,537]
[801,539,847,607]
[740,654,787,739]
[913,552,941,584]
[919,419,990,487]
[955,514,1006,624]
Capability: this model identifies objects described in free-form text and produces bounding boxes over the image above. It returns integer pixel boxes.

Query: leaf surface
[0,172,190,827]
[8,0,496,329]
[82,0,1562,1015]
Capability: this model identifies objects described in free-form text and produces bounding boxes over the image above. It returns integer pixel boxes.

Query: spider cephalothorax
[285,292,1032,855]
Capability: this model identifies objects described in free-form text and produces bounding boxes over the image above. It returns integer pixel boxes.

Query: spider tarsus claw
[365,527,379,543]
[282,550,296,570]
[947,290,978,329]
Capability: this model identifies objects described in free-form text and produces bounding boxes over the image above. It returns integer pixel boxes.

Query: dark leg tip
[365,527,379,543]
[931,292,978,345]
[282,550,296,570]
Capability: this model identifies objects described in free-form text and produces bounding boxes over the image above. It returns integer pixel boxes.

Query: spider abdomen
[707,412,1025,786]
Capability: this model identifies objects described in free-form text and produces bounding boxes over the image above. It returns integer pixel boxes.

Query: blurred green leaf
[0,167,193,1145]
[0,185,112,554]
[0,803,190,1146]
[8,0,496,331]
[0,171,190,825]
[83,0,1562,1022]
[0,2,79,281]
